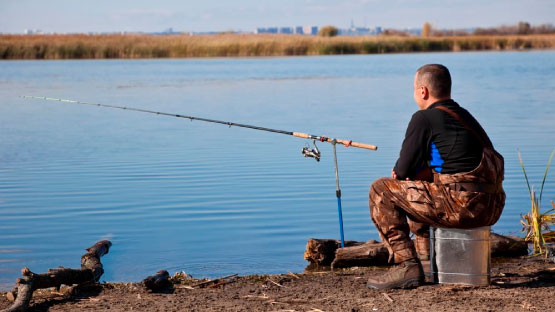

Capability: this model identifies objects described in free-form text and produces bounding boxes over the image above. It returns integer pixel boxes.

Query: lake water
[0,52,554,290]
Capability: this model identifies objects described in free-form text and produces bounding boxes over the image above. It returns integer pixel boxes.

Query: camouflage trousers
[368,176,504,263]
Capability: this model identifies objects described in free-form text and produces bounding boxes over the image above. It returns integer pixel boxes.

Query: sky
[0,0,554,34]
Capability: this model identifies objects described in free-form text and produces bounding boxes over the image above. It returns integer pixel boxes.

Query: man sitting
[367,64,505,289]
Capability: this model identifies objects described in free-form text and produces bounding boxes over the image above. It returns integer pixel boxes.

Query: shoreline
[1,255,553,311]
[1,33,555,60]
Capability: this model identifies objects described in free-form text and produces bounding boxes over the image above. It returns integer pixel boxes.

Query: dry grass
[1,33,555,59]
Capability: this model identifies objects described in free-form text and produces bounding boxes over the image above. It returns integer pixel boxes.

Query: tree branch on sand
[1,240,112,312]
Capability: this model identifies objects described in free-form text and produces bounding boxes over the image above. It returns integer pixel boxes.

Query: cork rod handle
[293,132,378,150]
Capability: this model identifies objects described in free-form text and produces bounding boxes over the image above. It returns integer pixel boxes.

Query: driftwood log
[489,233,528,257]
[2,240,111,312]
[305,233,528,268]
[332,240,389,268]
[142,270,172,292]
[303,240,367,266]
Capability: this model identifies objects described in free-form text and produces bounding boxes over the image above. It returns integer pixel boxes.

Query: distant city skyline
[1,0,553,34]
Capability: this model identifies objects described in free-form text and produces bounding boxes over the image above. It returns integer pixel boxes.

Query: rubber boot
[366,258,425,290]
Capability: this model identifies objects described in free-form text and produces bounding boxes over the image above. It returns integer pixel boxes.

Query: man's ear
[421,86,429,100]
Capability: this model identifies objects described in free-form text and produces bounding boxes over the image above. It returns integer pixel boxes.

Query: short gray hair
[416,64,451,98]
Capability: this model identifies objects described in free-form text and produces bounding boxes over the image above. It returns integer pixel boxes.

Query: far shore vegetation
[2,22,555,59]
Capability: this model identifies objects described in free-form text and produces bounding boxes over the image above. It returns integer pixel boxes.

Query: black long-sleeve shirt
[393,99,492,180]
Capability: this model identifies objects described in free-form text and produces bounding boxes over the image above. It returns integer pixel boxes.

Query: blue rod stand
[336,191,345,248]
[332,141,345,248]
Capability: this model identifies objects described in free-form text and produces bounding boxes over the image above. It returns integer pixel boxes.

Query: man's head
[413,64,452,110]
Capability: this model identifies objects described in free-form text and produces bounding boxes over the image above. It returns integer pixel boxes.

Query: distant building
[24,29,42,35]
[163,28,175,34]
[279,27,293,34]
[338,26,382,36]
[406,28,421,36]
[303,26,318,35]
[255,27,279,34]
[255,25,319,35]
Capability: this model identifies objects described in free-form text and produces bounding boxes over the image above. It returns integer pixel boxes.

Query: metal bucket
[430,226,491,286]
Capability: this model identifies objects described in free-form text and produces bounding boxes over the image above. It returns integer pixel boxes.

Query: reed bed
[1,33,555,59]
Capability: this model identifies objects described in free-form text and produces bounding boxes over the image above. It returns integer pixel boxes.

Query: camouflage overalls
[369,136,505,263]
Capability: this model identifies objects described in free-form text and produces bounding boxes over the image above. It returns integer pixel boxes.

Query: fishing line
[21,96,376,150]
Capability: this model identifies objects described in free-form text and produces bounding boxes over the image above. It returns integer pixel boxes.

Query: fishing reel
[301,140,321,162]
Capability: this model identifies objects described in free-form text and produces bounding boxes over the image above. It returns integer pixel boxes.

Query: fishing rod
[22,95,378,247]
[22,96,377,151]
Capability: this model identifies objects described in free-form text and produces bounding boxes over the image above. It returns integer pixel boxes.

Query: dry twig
[267,279,284,287]
[192,273,238,288]
[382,292,394,302]
[287,272,301,279]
